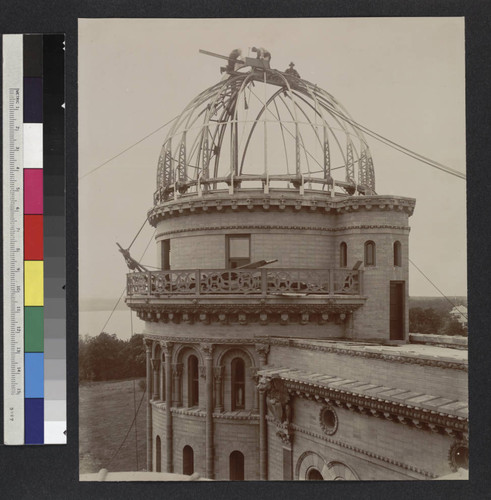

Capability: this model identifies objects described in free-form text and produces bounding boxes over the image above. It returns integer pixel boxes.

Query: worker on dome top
[285,62,300,78]
[225,48,243,73]
[252,46,271,64]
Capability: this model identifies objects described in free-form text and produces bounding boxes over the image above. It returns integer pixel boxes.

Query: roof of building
[258,365,468,420]
[267,337,468,365]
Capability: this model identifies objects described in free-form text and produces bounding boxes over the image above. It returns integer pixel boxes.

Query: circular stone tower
[125,51,416,479]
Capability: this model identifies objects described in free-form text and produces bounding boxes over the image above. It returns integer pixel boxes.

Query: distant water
[79,309,145,341]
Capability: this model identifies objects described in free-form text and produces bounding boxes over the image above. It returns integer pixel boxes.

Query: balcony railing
[126,268,363,298]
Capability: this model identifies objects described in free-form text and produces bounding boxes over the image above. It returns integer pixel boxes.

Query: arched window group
[341,239,403,268]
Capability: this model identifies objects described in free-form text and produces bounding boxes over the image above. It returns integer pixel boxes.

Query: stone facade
[126,189,468,481]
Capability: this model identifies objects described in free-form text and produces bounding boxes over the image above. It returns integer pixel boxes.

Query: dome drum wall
[132,191,415,342]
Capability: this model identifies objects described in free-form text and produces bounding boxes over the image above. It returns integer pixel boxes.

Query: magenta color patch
[24,169,43,214]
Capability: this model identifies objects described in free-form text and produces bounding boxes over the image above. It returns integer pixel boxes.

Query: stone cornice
[267,376,468,437]
[142,335,467,372]
[131,302,362,326]
[148,193,415,225]
[155,223,411,239]
[286,421,437,479]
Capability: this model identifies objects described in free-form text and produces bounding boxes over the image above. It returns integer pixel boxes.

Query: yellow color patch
[24,261,44,306]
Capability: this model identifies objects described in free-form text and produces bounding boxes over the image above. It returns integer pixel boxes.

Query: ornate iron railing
[127,268,363,297]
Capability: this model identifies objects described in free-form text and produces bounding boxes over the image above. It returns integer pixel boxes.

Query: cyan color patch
[25,352,44,398]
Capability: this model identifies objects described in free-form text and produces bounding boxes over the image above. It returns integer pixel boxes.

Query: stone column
[214,366,224,412]
[160,359,165,401]
[151,358,160,400]
[257,376,269,481]
[249,367,259,413]
[201,343,214,479]
[144,339,153,471]
[163,342,173,473]
[255,343,270,368]
[172,363,183,407]
[255,344,270,413]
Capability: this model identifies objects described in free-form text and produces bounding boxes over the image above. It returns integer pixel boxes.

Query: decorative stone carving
[256,375,271,393]
[199,365,206,379]
[143,338,152,352]
[448,439,469,472]
[276,421,292,446]
[300,312,309,325]
[160,341,173,357]
[255,344,270,357]
[200,343,214,357]
[319,404,338,436]
[266,376,291,425]
[172,363,183,378]
[213,365,224,381]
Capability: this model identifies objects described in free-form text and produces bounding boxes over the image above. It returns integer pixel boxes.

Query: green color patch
[25,306,44,352]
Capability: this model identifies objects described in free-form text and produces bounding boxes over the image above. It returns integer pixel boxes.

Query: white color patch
[23,123,43,168]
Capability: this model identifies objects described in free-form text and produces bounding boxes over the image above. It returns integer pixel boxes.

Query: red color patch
[24,215,43,260]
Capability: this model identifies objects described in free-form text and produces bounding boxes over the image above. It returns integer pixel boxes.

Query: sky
[78,17,466,304]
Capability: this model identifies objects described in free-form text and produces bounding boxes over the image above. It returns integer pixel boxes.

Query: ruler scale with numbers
[3,36,25,444]
[3,34,66,445]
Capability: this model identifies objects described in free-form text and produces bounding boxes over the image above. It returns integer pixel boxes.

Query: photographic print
[78,18,467,481]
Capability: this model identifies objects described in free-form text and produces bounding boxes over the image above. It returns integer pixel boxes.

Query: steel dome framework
[154,57,376,205]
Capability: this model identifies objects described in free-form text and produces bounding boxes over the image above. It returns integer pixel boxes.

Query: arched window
[340,242,347,268]
[156,436,162,472]
[364,241,376,266]
[231,357,245,410]
[183,445,194,475]
[307,468,324,480]
[229,450,245,480]
[393,241,401,267]
[188,355,199,407]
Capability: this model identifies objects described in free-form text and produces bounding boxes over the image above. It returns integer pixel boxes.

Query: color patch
[25,398,44,444]
[25,307,44,352]
[24,215,43,260]
[24,261,43,306]
[23,123,43,168]
[23,77,43,123]
[24,169,43,213]
[25,353,44,398]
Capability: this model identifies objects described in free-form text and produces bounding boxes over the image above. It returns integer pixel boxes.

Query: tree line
[409,307,467,336]
[79,332,146,382]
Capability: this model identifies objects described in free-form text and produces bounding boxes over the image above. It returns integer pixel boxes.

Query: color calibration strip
[3,34,66,445]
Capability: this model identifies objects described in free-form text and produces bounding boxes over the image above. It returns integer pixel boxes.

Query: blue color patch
[25,352,44,398]
[25,398,44,444]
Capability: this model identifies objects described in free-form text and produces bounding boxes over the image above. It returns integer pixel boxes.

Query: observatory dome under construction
[154,48,376,205]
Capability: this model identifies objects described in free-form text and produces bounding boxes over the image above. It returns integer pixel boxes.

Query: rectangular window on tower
[161,240,171,270]
[227,235,251,268]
